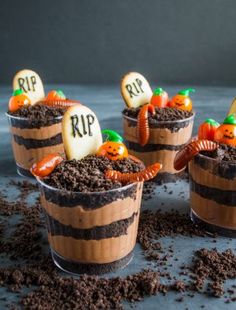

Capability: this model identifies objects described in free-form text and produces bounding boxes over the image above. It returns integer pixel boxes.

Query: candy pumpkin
[169,88,195,112]
[214,114,236,147]
[198,118,220,141]
[150,87,168,108]
[46,89,66,100]
[96,129,128,160]
[8,89,31,112]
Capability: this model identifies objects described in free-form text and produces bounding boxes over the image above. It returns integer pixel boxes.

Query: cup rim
[194,152,236,165]
[122,110,195,124]
[5,111,63,122]
[36,175,142,195]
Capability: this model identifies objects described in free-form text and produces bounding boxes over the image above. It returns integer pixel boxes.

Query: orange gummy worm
[42,99,81,109]
[174,139,218,171]
[137,104,156,146]
[105,162,162,184]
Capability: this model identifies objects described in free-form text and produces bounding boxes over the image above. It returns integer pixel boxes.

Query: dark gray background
[0,0,236,85]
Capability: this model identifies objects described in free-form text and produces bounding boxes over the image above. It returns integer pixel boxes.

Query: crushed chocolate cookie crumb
[208,281,224,297]
[1,177,236,308]
[172,281,186,292]
[143,181,156,200]
[0,181,43,261]
[9,180,38,202]
[201,143,236,162]
[18,268,159,309]
[190,248,236,297]
[0,194,26,216]
[8,103,65,127]
[0,203,44,261]
[123,107,193,122]
[137,210,209,260]
[44,155,143,192]
[0,256,56,292]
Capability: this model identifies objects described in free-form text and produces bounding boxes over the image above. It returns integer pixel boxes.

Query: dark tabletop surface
[0,84,236,309]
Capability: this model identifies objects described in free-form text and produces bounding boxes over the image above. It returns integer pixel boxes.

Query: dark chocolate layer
[7,114,63,129]
[125,140,187,152]
[190,177,236,206]
[52,249,133,275]
[13,133,62,149]
[42,182,138,209]
[193,154,236,180]
[191,210,236,237]
[44,211,137,240]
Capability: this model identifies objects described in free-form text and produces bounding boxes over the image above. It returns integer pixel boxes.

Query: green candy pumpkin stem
[13,89,24,96]
[56,89,66,99]
[204,118,220,127]
[223,114,236,125]
[153,87,164,96]
[178,88,195,96]
[102,129,123,143]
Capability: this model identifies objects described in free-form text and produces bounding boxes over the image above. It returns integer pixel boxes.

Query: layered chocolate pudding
[37,155,144,274]
[7,104,65,177]
[189,143,236,237]
[123,107,194,182]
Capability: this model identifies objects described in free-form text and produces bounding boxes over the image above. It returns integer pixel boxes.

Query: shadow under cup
[189,154,236,237]
[37,178,143,275]
[6,113,64,177]
[123,112,195,183]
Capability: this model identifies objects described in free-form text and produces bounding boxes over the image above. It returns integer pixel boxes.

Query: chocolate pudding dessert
[7,104,65,177]
[37,155,144,275]
[123,107,194,183]
[189,143,236,237]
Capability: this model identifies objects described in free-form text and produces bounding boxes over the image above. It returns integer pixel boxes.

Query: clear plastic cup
[123,112,195,183]
[189,153,236,237]
[6,113,64,177]
[37,177,143,275]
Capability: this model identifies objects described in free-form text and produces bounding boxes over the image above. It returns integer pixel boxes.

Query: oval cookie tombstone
[62,105,103,160]
[121,72,153,108]
[13,69,45,104]
[228,97,236,116]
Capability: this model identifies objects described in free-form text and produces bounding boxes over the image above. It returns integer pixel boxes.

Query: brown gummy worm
[174,139,218,171]
[137,104,156,146]
[105,162,162,184]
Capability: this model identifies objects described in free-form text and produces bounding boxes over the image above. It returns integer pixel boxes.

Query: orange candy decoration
[8,89,31,112]
[105,162,162,184]
[43,89,80,109]
[169,88,195,112]
[150,88,169,108]
[137,103,156,146]
[31,154,63,178]
[214,124,236,147]
[96,130,129,161]
[97,140,128,161]
[214,115,236,147]
[46,90,66,101]
[198,119,220,141]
